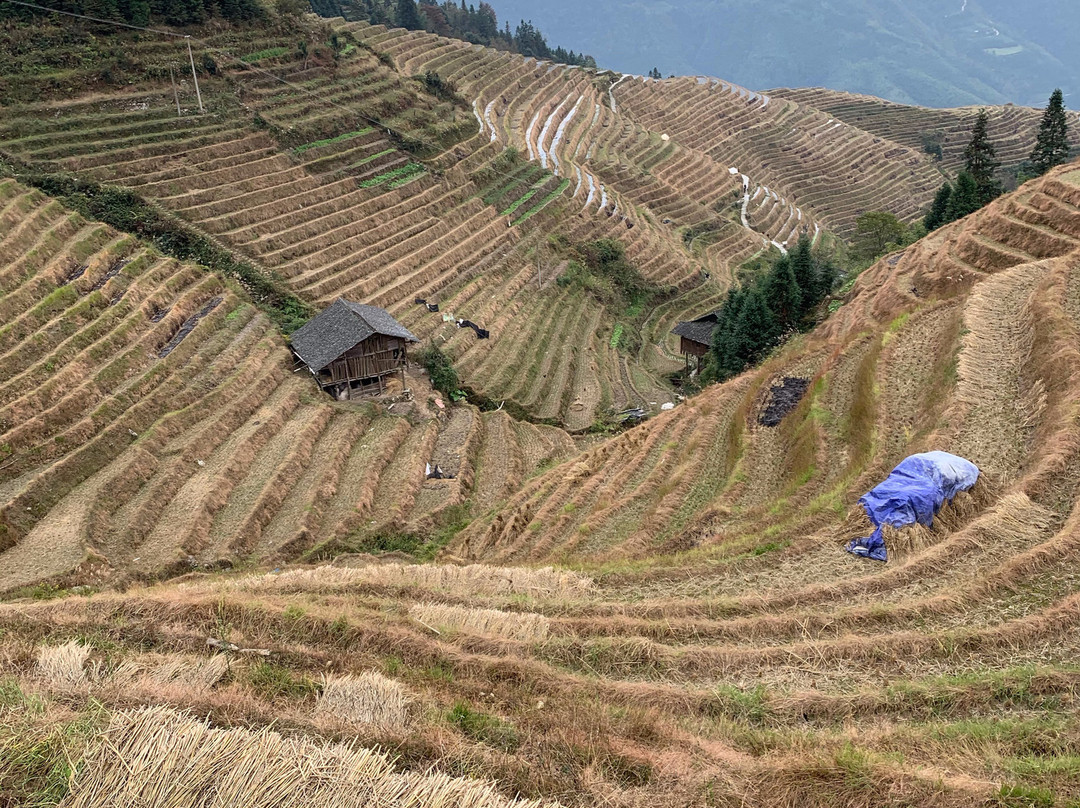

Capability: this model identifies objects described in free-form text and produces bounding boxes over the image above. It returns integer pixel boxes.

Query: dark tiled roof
[672,311,720,347]
[291,298,419,372]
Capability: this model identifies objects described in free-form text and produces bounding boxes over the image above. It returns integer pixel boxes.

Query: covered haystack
[844,452,997,562]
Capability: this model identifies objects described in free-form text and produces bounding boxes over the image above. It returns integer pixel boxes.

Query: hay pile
[219,562,593,598]
[316,672,412,732]
[841,475,999,561]
[110,654,230,693]
[35,641,91,688]
[411,602,550,641]
[62,706,557,808]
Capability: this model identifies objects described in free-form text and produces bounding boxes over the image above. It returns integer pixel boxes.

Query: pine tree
[924,181,953,231]
[1030,89,1070,176]
[945,171,981,222]
[733,289,779,370]
[813,253,839,302]
[964,110,1002,206]
[789,235,815,315]
[395,0,423,29]
[762,256,802,332]
[711,288,745,379]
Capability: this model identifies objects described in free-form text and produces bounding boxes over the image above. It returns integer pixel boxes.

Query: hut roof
[291,298,419,372]
[671,311,720,347]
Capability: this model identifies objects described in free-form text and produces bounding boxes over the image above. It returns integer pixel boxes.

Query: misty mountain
[484,0,1080,108]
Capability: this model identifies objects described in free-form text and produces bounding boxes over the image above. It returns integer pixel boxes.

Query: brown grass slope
[0,180,566,594]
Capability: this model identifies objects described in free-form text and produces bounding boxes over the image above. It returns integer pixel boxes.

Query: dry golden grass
[61,706,557,808]
[218,562,593,598]
[110,653,230,693]
[34,640,91,688]
[315,671,411,732]
[410,602,550,641]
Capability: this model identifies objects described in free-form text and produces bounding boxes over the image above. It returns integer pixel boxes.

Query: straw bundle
[110,654,230,693]
[35,640,91,688]
[61,706,559,808]
[410,602,550,641]
[219,562,593,598]
[316,672,411,732]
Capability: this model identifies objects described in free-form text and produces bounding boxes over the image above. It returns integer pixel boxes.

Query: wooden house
[291,298,419,398]
[671,311,719,373]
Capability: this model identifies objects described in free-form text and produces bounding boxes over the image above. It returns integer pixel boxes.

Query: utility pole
[169,66,181,118]
[186,37,204,114]
[536,253,542,289]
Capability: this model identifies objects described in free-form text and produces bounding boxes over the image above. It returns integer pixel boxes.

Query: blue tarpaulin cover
[846,451,980,562]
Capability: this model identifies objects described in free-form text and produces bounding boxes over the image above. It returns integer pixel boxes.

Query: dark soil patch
[157,296,223,358]
[758,377,810,427]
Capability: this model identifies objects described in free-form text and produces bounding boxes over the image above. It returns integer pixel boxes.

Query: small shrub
[417,344,460,399]
[447,702,520,751]
[993,784,1056,808]
[246,662,319,701]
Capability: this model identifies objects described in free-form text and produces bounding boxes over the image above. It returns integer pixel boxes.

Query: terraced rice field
[3,12,999,428]
[12,166,1079,808]
[0,179,586,593]
[772,86,1080,175]
[5,16,1080,807]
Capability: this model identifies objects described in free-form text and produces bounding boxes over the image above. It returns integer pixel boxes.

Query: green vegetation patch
[447,701,520,752]
[246,661,319,701]
[500,188,538,217]
[294,127,373,154]
[513,178,571,225]
[314,502,471,562]
[348,148,395,169]
[242,46,291,62]
[0,682,105,806]
[358,162,425,188]
[416,344,461,400]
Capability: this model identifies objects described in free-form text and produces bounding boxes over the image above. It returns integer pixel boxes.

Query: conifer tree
[813,252,839,302]
[964,110,1002,206]
[733,289,779,370]
[711,288,745,379]
[924,181,953,231]
[1030,89,1070,176]
[763,256,801,332]
[945,171,981,222]
[395,0,423,29]
[789,235,815,315]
